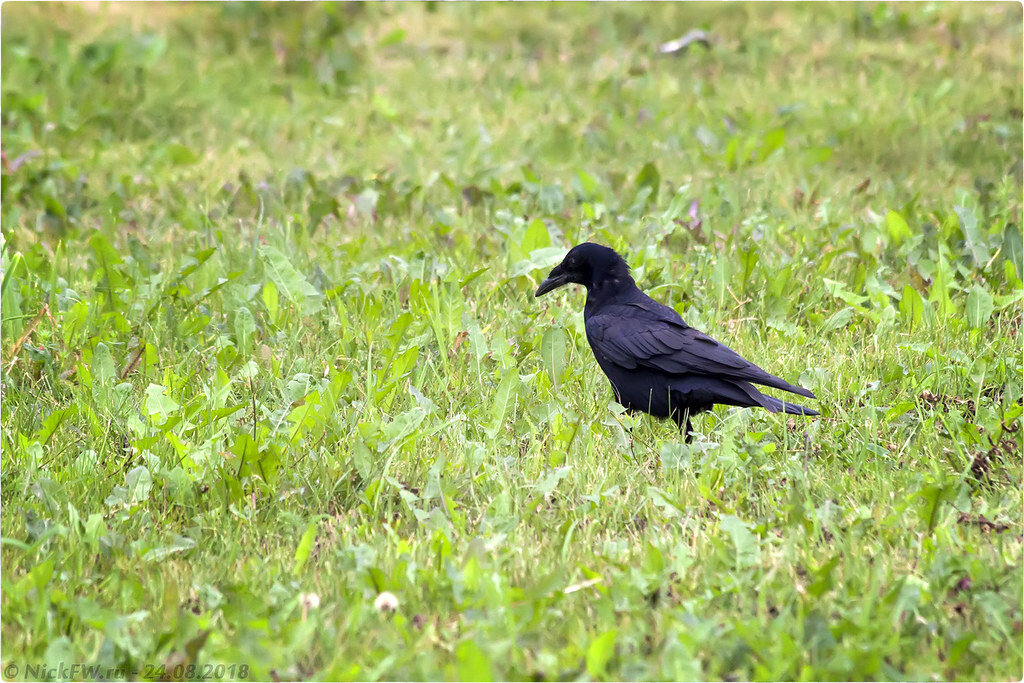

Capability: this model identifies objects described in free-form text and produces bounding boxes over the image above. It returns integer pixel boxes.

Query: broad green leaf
[42,638,74,677]
[389,345,420,381]
[144,384,180,423]
[26,557,54,590]
[538,184,565,214]
[647,486,685,516]
[89,232,128,293]
[231,433,260,472]
[61,301,88,347]
[378,28,406,46]
[386,312,414,348]
[83,514,106,547]
[210,404,245,421]
[635,161,660,202]
[196,271,242,302]
[92,342,116,386]
[824,278,868,307]
[455,640,493,682]
[166,143,199,165]
[711,257,731,307]
[142,535,196,562]
[899,285,924,326]
[88,232,123,267]
[758,127,786,158]
[966,285,994,329]
[352,441,373,480]
[719,515,761,567]
[287,393,323,441]
[586,629,617,678]
[532,466,570,496]
[890,575,929,622]
[739,247,759,285]
[521,218,552,256]
[659,442,690,469]
[808,555,841,598]
[642,541,665,575]
[575,169,599,199]
[820,307,855,333]
[234,306,256,356]
[284,372,317,403]
[33,407,77,446]
[955,205,989,266]
[805,146,833,164]
[488,371,520,435]
[913,481,955,533]
[885,401,916,421]
[125,465,153,504]
[929,245,957,315]
[510,247,566,279]
[724,136,740,169]
[1002,225,1023,276]
[1,249,26,326]
[425,455,446,500]
[263,280,279,321]
[662,188,691,222]
[458,267,489,289]
[1005,259,1021,288]
[293,520,318,576]
[172,247,215,282]
[258,245,323,315]
[540,326,568,383]
[382,407,428,444]
[885,210,912,244]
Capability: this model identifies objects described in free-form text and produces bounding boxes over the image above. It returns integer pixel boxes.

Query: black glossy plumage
[535,243,818,441]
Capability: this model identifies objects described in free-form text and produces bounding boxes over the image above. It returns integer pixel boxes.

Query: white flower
[374,591,399,613]
[299,592,321,610]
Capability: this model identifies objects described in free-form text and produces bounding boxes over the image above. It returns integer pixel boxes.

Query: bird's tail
[759,394,819,416]
[737,381,819,416]
[755,374,817,399]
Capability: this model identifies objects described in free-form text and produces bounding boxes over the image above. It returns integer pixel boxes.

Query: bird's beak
[535,268,570,297]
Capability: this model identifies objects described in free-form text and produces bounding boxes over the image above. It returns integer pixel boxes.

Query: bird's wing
[585,300,794,387]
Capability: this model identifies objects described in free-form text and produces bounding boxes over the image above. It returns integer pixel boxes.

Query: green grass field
[2,3,1022,681]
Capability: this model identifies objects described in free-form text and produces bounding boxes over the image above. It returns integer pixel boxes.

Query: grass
[1,2,1022,681]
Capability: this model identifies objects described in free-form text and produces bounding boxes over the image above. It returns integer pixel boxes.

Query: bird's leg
[629,426,639,465]
[627,426,656,483]
[680,410,694,444]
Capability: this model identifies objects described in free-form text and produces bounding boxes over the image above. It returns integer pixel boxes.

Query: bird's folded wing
[586,308,775,381]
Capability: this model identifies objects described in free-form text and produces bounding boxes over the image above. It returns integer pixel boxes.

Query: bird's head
[535,243,632,297]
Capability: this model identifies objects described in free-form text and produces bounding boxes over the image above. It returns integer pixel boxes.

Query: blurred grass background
[2,3,1021,681]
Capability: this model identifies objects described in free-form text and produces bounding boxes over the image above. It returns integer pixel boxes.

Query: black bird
[535,243,818,441]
